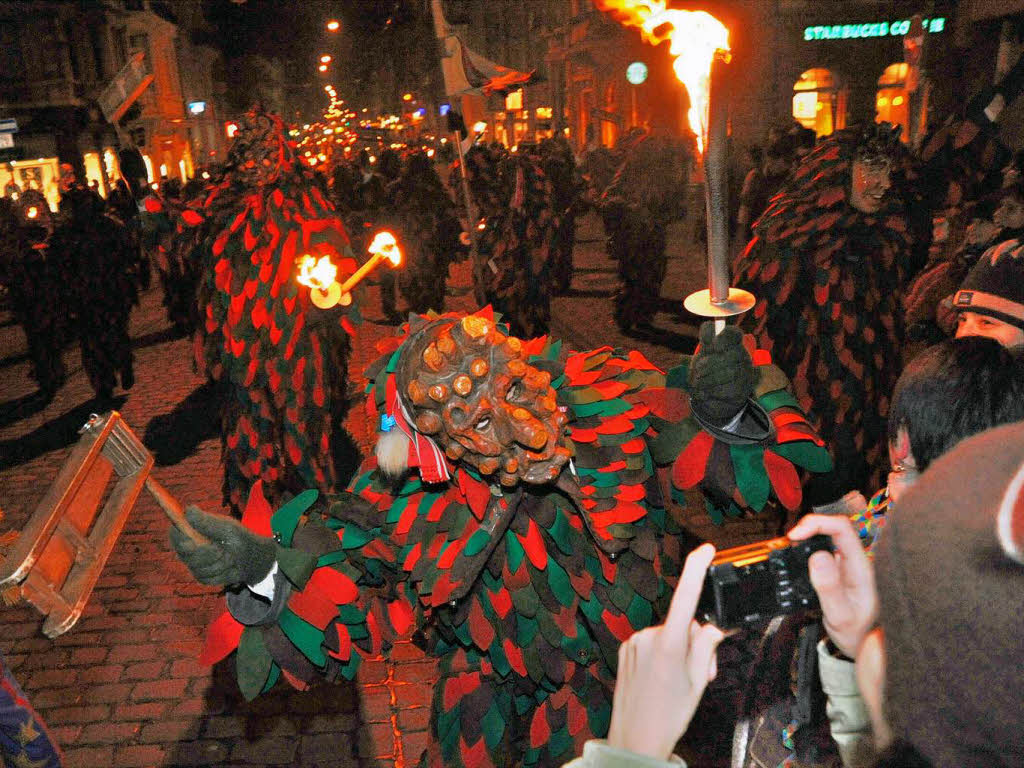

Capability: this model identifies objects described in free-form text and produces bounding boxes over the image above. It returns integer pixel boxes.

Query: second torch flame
[296,230,403,309]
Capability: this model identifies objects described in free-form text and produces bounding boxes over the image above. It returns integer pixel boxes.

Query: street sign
[98,52,154,124]
[0,118,17,133]
[626,61,648,85]
[0,133,12,149]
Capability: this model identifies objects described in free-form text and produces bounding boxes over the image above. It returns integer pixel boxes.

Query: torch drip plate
[683,288,756,318]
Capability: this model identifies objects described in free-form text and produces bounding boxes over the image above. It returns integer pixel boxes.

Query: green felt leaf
[482,702,507,750]
[546,559,574,606]
[665,362,690,390]
[463,528,492,557]
[261,662,281,694]
[516,613,539,647]
[626,594,653,629]
[515,693,534,716]
[506,530,526,572]
[237,627,274,701]
[580,595,604,625]
[316,550,348,568]
[730,444,770,512]
[488,640,511,678]
[547,512,574,555]
[547,725,572,762]
[704,496,724,525]
[510,585,540,618]
[771,442,834,473]
[571,398,633,418]
[649,419,700,465]
[758,388,800,413]
[277,609,327,667]
[341,525,373,549]
[588,700,611,738]
[278,546,318,588]
[272,489,319,546]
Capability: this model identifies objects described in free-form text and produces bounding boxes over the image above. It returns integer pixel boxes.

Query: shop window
[876,63,910,140]
[793,68,845,138]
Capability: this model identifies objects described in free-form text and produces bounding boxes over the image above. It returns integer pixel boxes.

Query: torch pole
[452,124,480,261]
[684,49,755,333]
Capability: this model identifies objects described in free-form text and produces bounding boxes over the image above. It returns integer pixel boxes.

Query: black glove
[169,505,277,587]
[687,321,758,425]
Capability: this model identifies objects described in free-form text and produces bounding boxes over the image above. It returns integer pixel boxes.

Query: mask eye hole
[506,382,521,401]
[476,417,491,431]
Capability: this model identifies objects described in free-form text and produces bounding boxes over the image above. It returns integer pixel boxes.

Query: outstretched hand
[169,505,277,587]
[788,514,878,658]
[606,544,726,761]
[687,321,758,425]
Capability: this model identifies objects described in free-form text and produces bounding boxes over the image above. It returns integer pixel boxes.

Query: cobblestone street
[0,213,777,767]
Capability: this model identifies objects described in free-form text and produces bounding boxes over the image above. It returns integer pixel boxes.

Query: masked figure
[170,308,831,768]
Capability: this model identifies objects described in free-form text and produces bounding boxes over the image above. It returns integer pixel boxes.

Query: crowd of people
[3,57,1024,768]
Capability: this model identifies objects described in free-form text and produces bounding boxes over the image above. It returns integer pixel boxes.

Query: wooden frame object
[0,411,198,638]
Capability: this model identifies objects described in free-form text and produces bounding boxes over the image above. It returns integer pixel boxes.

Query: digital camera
[697,535,833,630]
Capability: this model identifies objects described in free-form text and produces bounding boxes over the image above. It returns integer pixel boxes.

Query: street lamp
[326,19,340,32]
[402,93,413,102]
[320,54,332,64]
[318,64,328,72]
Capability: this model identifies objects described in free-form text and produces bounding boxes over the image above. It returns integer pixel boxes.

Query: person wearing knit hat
[952,236,1024,348]
[790,420,1024,768]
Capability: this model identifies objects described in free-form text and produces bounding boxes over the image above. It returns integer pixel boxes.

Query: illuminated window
[142,154,154,183]
[504,89,523,111]
[876,63,910,141]
[82,152,105,196]
[793,68,845,138]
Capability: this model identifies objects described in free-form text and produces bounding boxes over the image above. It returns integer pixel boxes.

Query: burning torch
[296,230,403,309]
[682,46,755,333]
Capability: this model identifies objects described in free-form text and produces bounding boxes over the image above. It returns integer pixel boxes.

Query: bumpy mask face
[397,316,571,486]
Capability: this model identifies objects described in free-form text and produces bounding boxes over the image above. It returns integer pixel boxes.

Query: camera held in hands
[697,535,833,630]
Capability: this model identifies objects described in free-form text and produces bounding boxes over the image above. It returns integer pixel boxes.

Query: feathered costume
[466,146,559,339]
[178,106,361,514]
[734,124,912,499]
[194,309,829,768]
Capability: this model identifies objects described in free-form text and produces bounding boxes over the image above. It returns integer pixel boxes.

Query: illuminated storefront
[875,63,911,139]
[793,68,846,137]
[0,158,61,210]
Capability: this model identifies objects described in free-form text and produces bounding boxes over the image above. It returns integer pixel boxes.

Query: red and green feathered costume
[196,310,830,768]
[734,126,913,501]
[201,318,690,768]
[178,106,362,514]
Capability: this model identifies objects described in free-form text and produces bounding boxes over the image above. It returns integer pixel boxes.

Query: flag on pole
[431,0,535,97]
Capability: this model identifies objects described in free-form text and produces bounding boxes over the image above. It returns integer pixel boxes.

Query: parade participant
[0,651,63,767]
[176,105,362,515]
[168,309,830,768]
[601,118,693,335]
[49,186,138,400]
[540,136,584,295]
[734,122,912,503]
[467,145,560,339]
[388,150,463,314]
[0,195,68,400]
[360,149,402,322]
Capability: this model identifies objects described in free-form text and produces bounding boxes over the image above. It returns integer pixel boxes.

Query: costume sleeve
[817,642,876,768]
[198,485,414,700]
[644,334,832,523]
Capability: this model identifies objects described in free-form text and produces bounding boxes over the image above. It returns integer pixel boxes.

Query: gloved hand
[169,505,277,587]
[687,321,758,425]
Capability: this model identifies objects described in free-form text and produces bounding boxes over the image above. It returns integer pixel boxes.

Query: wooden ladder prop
[0,411,203,638]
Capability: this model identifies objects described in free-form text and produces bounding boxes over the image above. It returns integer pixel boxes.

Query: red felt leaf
[200,611,244,665]
[328,623,351,660]
[640,387,691,421]
[567,694,588,736]
[307,567,358,605]
[443,676,462,711]
[521,519,548,570]
[388,600,413,635]
[402,542,422,571]
[503,637,527,676]
[437,540,463,570]
[764,450,803,511]
[462,737,487,766]
[467,600,495,651]
[281,668,310,691]
[287,585,338,629]
[490,586,512,619]
[672,431,714,489]
[751,349,772,366]
[568,425,598,443]
[594,416,632,435]
[602,609,635,641]
[457,470,492,521]
[181,209,203,225]
[615,484,645,502]
[620,438,646,454]
[241,480,273,537]
[529,704,552,747]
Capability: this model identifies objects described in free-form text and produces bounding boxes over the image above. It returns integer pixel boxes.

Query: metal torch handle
[145,476,208,545]
[704,48,732,312]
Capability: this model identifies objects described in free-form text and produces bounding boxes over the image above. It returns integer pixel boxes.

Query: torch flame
[368,230,402,266]
[593,0,729,153]
[26,206,38,219]
[296,253,338,291]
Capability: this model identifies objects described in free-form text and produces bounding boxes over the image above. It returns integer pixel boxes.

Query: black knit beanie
[953,238,1024,329]
[875,421,1024,767]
